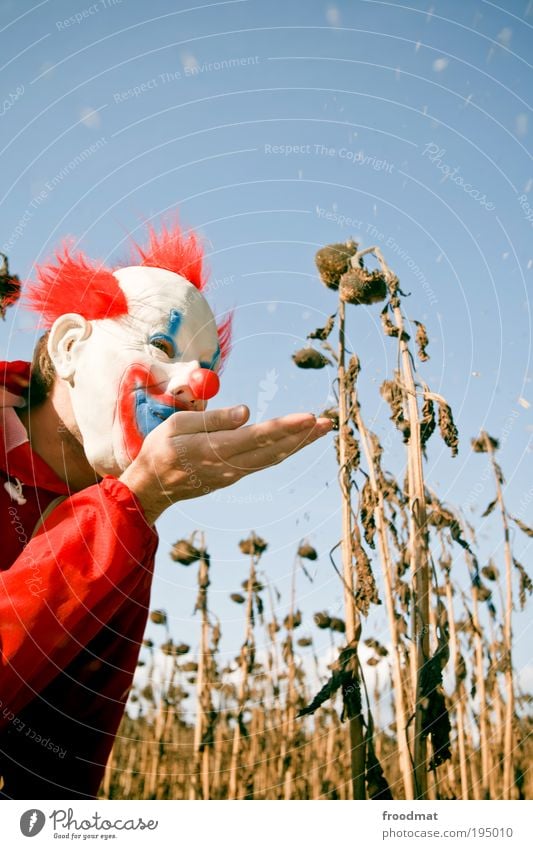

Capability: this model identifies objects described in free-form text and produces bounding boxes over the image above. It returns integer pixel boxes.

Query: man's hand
[119,405,332,525]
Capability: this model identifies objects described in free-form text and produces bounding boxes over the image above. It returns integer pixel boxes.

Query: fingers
[166,404,250,435]
[226,417,332,472]
[205,412,323,457]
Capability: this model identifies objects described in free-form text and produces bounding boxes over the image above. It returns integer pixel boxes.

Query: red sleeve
[0,476,158,724]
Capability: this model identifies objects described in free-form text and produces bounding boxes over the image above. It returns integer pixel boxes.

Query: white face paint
[50,266,221,476]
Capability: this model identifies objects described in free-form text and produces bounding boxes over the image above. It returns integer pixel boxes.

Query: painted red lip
[117,364,195,463]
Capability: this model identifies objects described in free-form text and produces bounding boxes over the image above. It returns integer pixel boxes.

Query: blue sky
[1,0,531,684]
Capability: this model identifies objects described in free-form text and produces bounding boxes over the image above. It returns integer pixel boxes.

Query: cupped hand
[119,405,332,524]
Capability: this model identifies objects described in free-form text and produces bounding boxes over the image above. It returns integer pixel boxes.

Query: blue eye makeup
[149,309,182,358]
[150,333,177,358]
[200,345,221,371]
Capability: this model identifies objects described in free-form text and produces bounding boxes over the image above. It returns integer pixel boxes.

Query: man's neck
[17,386,101,492]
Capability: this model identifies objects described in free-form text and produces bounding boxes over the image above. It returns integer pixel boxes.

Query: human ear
[47,313,92,381]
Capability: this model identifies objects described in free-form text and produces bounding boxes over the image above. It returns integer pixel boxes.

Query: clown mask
[26,223,232,477]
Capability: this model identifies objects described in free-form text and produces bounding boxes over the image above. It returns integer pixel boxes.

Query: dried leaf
[380,374,410,443]
[414,320,430,362]
[307,313,336,341]
[437,400,459,457]
[481,498,498,518]
[380,304,399,337]
[365,721,393,799]
[513,559,533,609]
[428,504,473,554]
[360,479,378,549]
[471,431,499,453]
[297,640,362,721]
[510,516,533,538]
[320,406,339,430]
[420,643,452,770]
[335,426,360,473]
[353,537,381,616]
[0,253,21,320]
[420,395,436,450]
[481,560,499,581]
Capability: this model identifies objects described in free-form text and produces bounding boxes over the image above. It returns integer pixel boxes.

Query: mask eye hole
[150,335,176,358]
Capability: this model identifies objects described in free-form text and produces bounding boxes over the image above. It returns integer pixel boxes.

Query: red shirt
[0,362,159,799]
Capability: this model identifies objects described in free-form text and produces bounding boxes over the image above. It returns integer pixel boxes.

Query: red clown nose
[189,368,220,401]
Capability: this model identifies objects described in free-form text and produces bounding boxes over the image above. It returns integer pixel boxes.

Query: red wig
[25,220,232,363]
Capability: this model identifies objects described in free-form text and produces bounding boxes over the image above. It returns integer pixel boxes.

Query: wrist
[118,466,165,526]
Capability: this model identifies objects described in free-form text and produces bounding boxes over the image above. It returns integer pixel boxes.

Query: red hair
[130,222,205,291]
[26,242,127,328]
[25,220,232,364]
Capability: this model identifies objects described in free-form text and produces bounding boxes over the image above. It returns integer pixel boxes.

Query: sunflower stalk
[354,245,432,798]
[336,297,367,799]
